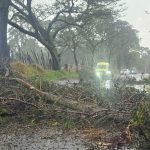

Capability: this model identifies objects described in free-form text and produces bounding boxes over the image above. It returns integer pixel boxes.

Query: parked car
[128,73,136,81]
[130,68,137,74]
[120,69,130,75]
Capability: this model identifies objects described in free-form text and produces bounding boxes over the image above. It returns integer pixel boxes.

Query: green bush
[0,108,9,124]
[143,77,150,84]
[63,118,75,129]
[132,103,147,127]
[78,68,95,81]
[0,108,8,115]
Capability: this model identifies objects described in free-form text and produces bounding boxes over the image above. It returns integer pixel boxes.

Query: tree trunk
[50,51,60,70]
[39,40,60,70]
[72,50,78,72]
[0,0,10,58]
[116,55,121,70]
[44,43,61,70]
[91,50,95,68]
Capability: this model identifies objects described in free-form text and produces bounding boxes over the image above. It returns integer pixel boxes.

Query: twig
[0,97,40,109]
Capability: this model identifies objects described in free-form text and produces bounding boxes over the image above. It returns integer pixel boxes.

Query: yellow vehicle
[96,62,109,72]
[96,62,111,77]
[95,61,112,88]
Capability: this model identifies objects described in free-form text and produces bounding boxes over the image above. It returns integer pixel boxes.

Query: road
[56,79,79,86]
[55,73,150,91]
[0,127,87,150]
[119,73,149,81]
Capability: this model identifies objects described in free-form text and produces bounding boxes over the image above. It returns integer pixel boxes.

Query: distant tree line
[0,0,150,72]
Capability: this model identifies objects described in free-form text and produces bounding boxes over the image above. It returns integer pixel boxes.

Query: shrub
[11,61,30,76]
[30,64,45,74]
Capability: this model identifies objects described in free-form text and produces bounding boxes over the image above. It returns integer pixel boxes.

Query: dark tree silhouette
[0,0,10,58]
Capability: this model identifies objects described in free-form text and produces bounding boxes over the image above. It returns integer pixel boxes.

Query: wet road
[56,73,150,91]
[0,127,87,150]
[119,73,149,81]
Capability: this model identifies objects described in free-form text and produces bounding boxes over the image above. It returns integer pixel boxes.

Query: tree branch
[13,0,27,9]
[8,20,37,38]
[10,1,28,18]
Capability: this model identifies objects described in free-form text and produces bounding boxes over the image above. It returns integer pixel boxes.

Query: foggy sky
[33,0,150,48]
[123,0,150,48]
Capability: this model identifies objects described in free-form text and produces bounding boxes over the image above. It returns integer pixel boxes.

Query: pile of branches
[0,76,148,121]
[84,85,150,149]
[0,78,45,116]
[109,86,147,121]
[46,81,150,149]
[0,77,104,122]
[49,82,101,103]
[0,74,149,149]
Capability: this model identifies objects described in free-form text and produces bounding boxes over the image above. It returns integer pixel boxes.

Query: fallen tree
[0,76,105,114]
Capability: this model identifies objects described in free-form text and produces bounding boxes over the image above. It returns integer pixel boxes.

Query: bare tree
[56,28,83,72]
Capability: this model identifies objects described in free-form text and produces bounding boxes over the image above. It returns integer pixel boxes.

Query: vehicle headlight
[96,71,100,77]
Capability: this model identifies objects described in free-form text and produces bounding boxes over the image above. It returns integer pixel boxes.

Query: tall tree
[8,0,121,70]
[104,20,140,69]
[56,28,83,71]
[0,0,10,58]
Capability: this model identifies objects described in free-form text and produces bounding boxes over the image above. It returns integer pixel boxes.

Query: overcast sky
[33,0,150,48]
[122,0,150,48]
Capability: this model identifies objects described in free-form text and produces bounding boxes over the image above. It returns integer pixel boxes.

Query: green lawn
[11,61,78,82]
[44,70,78,81]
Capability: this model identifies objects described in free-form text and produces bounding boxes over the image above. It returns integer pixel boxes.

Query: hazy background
[32,0,150,48]
[122,0,150,48]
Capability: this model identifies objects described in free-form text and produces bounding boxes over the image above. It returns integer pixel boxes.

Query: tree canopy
[8,0,121,69]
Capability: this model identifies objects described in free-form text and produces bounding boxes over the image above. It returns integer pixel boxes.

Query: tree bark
[34,35,60,70]
[72,38,78,72]
[72,50,78,72]
[51,52,60,70]
[43,43,61,70]
[0,0,10,58]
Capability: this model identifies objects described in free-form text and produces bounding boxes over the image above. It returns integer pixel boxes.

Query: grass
[11,61,78,82]
[44,70,78,81]
[0,108,9,124]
